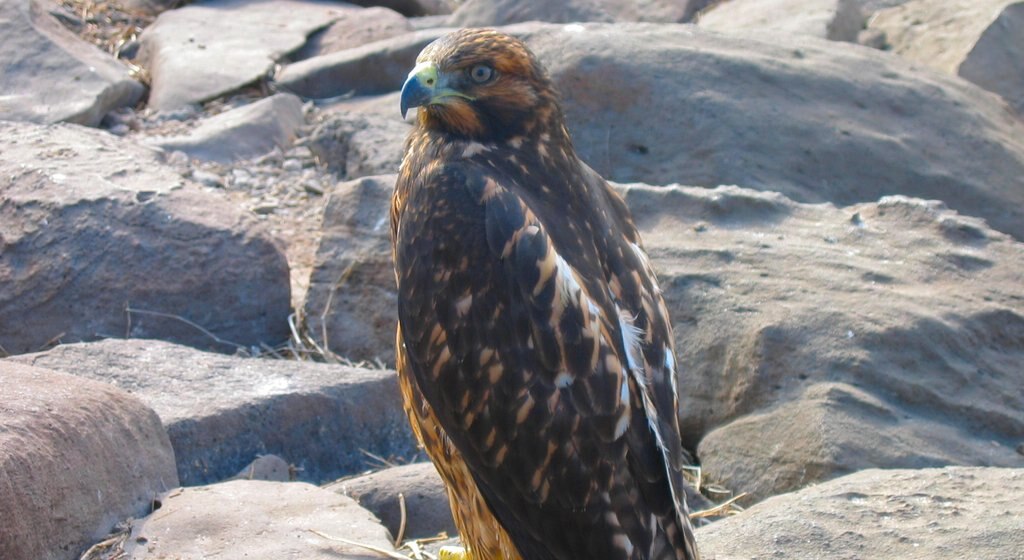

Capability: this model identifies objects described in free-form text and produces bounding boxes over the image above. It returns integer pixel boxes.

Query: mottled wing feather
[395,159,693,559]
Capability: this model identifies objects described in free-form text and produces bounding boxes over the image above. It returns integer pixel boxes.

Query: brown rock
[616,184,1024,499]
[123,480,396,559]
[0,361,178,560]
[294,6,414,59]
[865,0,1024,115]
[302,175,397,363]
[0,121,291,355]
[0,0,144,125]
[696,467,1024,559]
[329,462,458,541]
[10,339,418,485]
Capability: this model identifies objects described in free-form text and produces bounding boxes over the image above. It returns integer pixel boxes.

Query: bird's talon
[438,545,471,560]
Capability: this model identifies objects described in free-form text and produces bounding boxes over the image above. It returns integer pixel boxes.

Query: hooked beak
[400,61,438,119]
[400,61,475,118]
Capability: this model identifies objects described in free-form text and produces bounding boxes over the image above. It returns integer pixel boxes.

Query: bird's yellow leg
[438,545,472,560]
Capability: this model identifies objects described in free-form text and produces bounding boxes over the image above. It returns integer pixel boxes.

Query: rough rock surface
[306,97,412,178]
[0,361,178,560]
[696,467,1024,559]
[0,0,144,125]
[137,0,348,110]
[276,28,454,99]
[448,0,688,26]
[293,5,413,59]
[279,22,1024,240]
[615,184,1024,499]
[514,23,1024,241]
[145,93,307,163]
[865,0,1024,114]
[123,480,396,559]
[10,339,418,485]
[329,462,458,541]
[303,175,397,363]
[0,121,291,355]
[697,0,865,41]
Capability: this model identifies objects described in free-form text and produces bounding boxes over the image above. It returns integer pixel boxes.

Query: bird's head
[401,29,562,142]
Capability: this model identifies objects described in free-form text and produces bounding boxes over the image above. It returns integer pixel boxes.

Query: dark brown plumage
[391,28,700,560]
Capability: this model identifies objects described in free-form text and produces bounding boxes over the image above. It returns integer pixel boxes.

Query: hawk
[391,28,700,560]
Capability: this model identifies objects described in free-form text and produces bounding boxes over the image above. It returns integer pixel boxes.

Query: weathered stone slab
[0,361,178,560]
[11,339,418,485]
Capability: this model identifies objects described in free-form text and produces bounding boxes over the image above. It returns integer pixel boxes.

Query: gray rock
[865,0,1024,115]
[283,23,1024,240]
[10,339,418,485]
[293,6,414,60]
[147,93,307,163]
[510,22,1024,241]
[302,175,397,363]
[305,102,411,178]
[0,0,144,126]
[137,0,349,110]
[696,467,1024,559]
[329,462,458,542]
[0,121,291,355]
[276,28,455,100]
[346,0,453,17]
[230,454,293,481]
[697,0,866,41]
[122,480,396,559]
[0,361,178,560]
[448,0,688,26]
[614,184,1024,499]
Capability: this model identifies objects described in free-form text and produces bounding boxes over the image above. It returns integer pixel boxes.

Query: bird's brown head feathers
[401,29,563,142]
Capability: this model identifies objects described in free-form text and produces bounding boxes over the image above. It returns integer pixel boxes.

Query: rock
[305,103,411,178]
[302,175,397,363]
[122,480,397,559]
[10,339,418,485]
[276,28,455,100]
[137,0,349,110]
[613,184,1024,499]
[512,22,1024,241]
[865,0,1024,115]
[697,0,866,41]
[279,22,1024,241]
[696,467,1024,559]
[346,0,453,17]
[0,361,178,560]
[230,454,293,481]
[0,121,291,355]
[146,93,307,163]
[0,0,144,126]
[448,0,688,26]
[328,462,458,541]
[293,6,414,60]
[680,0,718,22]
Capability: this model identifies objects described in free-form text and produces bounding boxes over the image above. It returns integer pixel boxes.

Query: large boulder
[10,339,418,485]
[328,462,458,541]
[696,0,866,41]
[865,0,1024,114]
[616,183,1024,499]
[302,175,397,363]
[122,480,396,559]
[696,467,1024,559]
[280,22,1024,241]
[293,6,414,60]
[146,93,307,164]
[0,361,178,560]
[0,122,291,355]
[0,0,144,125]
[137,0,348,110]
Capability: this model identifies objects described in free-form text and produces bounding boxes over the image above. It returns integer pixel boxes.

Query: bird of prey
[391,28,700,560]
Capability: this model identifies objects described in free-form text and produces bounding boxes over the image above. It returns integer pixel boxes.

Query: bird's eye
[469,64,494,83]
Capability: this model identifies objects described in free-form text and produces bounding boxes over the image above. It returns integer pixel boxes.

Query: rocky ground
[1,0,1023,558]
